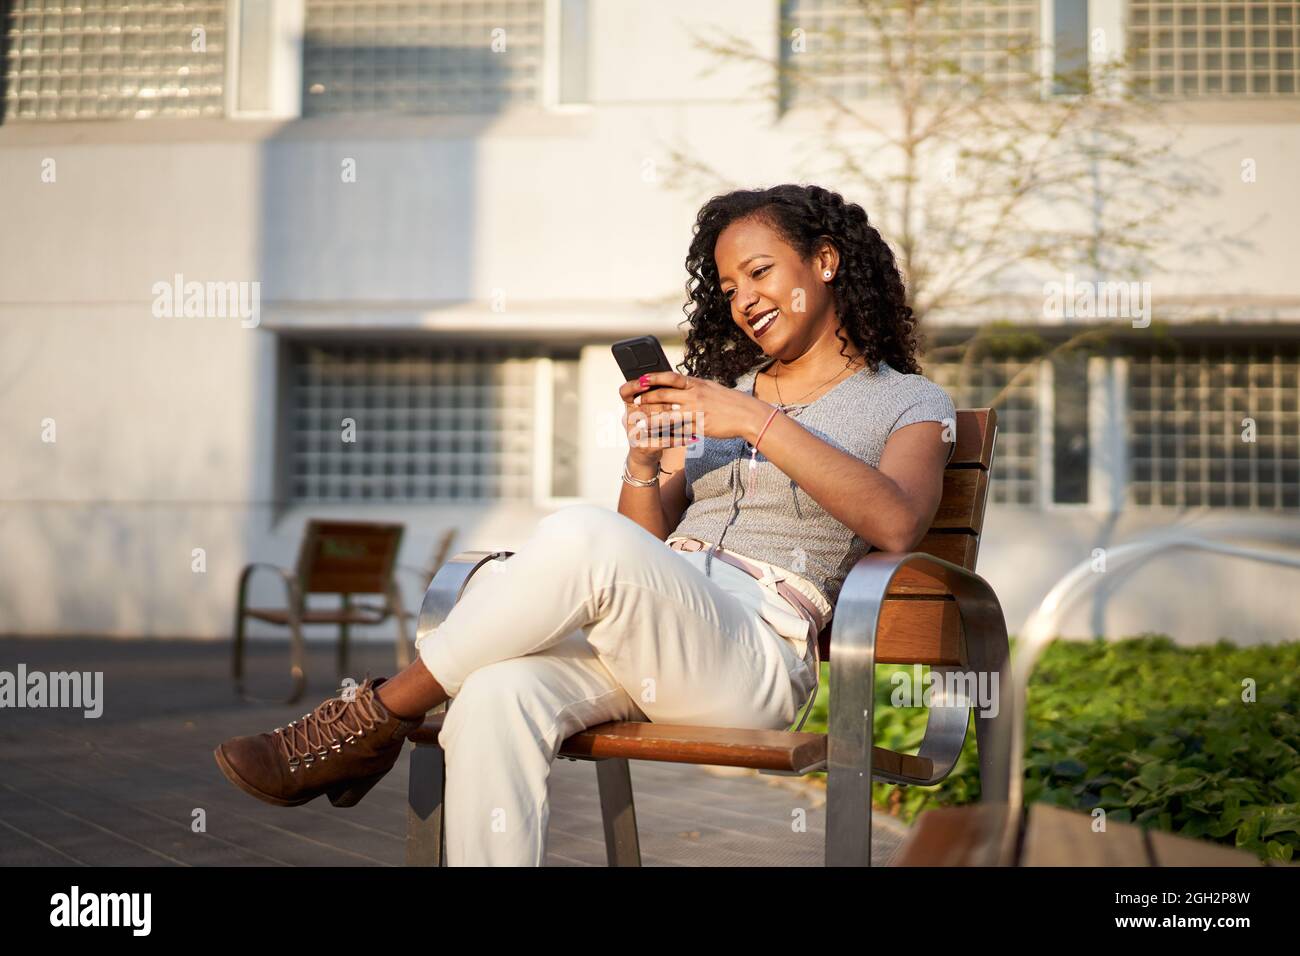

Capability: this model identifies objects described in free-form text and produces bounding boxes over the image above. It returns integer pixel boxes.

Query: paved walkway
[0,636,908,866]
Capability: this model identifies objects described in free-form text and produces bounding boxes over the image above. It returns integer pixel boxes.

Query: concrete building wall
[2,0,1298,645]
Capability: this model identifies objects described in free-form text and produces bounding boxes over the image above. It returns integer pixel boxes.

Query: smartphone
[611,335,673,382]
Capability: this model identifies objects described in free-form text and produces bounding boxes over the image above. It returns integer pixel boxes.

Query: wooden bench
[894,801,1274,866]
[406,408,1010,866]
[232,520,409,705]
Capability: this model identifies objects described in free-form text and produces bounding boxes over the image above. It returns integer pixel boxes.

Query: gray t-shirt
[671,356,957,609]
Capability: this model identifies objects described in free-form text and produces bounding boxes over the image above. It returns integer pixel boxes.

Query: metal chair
[232,519,409,705]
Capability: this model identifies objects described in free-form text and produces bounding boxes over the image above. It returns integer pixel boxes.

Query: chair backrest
[895,406,999,584]
[819,408,999,657]
[294,520,405,595]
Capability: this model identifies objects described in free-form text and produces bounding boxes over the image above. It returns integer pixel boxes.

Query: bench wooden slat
[245,607,390,626]
[409,715,932,778]
[875,599,965,665]
[1147,828,1266,867]
[817,599,967,667]
[298,521,405,595]
[307,573,393,594]
[929,468,989,535]
[949,409,996,469]
[1020,802,1151,866]
[895,801,1269,867]
[891,804,1013,866]
[888,532,980,594]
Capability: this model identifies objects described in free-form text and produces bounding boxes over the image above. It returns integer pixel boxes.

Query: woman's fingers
[626,408,696,446]
[619,371,685,401]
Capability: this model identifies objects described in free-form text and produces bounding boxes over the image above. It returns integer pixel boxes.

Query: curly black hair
[678,184,921,385]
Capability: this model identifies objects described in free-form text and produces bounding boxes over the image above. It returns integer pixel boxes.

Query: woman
[214,183,956,866]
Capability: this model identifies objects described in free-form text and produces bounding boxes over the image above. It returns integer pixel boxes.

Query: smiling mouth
[749,308,778,337]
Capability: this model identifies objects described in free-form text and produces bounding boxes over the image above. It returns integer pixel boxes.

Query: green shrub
[802,633,1300,863]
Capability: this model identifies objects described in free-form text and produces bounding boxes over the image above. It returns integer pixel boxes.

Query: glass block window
[2,0,227,121]
[1129,1,1300,96]
[549,354,581,498]
[928,357,1043,506]
[1127,342,1300,509]
[286,342,547,503]
[778,0,1041,105]
[302,0,546,116]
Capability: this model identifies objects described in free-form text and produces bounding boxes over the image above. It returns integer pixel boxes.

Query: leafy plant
[802,634,1300,863]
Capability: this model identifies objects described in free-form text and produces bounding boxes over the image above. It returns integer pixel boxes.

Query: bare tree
[659,0,1243,403]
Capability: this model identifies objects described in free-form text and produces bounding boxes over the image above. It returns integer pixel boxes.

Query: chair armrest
[829,549,1012,790]
[415,550,516,646]
[232,562,308,705]
[236,562,302,619]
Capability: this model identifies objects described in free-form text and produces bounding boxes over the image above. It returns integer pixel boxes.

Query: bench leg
[967,627,1014,805]
[406,741,446,867]
[825,648,874,867]
[595,758,641,867]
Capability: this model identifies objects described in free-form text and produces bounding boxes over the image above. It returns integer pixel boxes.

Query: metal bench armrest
[825,549,1015,865]
[415,550,517,646]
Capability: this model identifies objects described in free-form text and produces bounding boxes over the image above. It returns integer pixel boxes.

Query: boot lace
[273,677,387,772]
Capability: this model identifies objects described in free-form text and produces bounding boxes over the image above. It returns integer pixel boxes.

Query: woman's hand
[619,375,688,466]
[627,371,769,444]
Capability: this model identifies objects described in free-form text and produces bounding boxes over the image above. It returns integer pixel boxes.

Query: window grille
[2,0,227,121]
[301,0,545,116]
[778,0,1041,106]
[1129,1,1300,96]
[286,341,548,503]
[927,356,1043,505]
[1127,342,1300,509]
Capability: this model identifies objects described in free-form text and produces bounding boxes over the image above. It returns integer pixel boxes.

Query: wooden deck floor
[0,636,907,867]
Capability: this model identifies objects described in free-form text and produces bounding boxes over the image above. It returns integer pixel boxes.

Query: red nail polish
[638,375,649,387]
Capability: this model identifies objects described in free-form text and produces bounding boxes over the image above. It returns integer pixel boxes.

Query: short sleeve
[889,378,958,464]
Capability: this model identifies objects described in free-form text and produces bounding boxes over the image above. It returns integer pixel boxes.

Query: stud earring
[822,270,833,280]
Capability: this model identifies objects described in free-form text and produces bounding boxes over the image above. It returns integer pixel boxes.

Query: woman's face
[714,215,838,361]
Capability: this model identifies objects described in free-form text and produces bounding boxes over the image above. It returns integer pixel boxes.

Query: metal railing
[1009,524,1300,814]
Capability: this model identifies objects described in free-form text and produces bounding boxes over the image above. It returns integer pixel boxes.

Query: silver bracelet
[622,460,662,487]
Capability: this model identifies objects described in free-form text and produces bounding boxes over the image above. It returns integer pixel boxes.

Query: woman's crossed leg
[416,503,802,864]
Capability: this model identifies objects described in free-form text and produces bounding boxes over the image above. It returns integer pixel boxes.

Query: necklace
[768,356,864,411]
[712,354,861,589]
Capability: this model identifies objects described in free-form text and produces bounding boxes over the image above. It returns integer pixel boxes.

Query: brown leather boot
[214,676,424,808]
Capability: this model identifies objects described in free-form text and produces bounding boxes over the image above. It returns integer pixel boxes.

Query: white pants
[415,503,820,866]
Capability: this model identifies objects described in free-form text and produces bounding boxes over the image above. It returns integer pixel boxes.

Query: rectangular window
[301,0,546,116]
[778,0,1042,107]
[284,341,559,504]
[927,355,1043,506]
[1128,1,1300,97]
[1127,341,1300,509]
[1052,0,1089,94]
[2,0,228,121]
[557,0,589,105]
[1051,352,1090,503]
